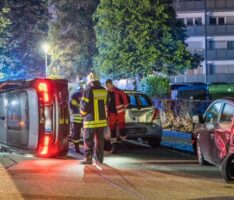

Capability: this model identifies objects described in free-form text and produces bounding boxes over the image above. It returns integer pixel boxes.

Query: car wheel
[148,139,161,148]
[221,154,234,183]
[196,139,207,165]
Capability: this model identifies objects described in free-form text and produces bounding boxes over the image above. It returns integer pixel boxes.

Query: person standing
[80,73,107,164]
[70,83,84,153]
[105,79,128,153]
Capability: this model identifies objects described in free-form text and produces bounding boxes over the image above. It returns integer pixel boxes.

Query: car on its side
[123,91,162,147]
[0,79,70,157]
[193,98,234,182]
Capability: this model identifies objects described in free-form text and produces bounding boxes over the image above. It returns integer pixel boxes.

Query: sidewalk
[161,130,194,153]
[0,158,23,199]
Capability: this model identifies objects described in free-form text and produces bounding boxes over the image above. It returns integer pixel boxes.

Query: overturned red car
[193,98,234,183]
[0,79,70,157]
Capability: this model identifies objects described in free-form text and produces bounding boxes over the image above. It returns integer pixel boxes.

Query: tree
[0,2,11,80]
[94,0,201,78]
[48,0,99,80]
[140,75,169,98]
[6,0,48,79]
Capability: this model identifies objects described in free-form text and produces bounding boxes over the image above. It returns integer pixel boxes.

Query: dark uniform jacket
[80,81,107,129]
[70,89,83,124]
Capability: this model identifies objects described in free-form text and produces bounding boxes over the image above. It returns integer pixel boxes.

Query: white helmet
[87,72,99,84]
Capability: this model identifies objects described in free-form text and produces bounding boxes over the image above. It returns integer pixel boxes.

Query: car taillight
[152,109,160,122]
[36,81,52,104]
[38,135,51,155]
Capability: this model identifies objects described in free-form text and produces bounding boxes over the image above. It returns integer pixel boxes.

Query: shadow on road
[191,197,234,200]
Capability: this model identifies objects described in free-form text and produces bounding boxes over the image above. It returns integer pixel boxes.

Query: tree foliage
[94,0,201,78]
[140,75,169,98]
[0,2,11,80]
[48,0,99,80]
[6,0,49,79]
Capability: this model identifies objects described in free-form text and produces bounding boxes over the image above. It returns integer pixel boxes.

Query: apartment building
[171,0,234,83]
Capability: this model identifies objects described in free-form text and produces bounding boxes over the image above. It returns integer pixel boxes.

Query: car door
[213,103,234,164]
[0,93,7,143]
[199,102,222,163]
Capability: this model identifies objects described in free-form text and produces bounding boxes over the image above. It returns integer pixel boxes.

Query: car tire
[221,154,234,183]
[148,139,161,148]
[196,139,207,165]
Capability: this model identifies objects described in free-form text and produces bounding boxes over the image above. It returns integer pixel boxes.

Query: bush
[140,76,169,99]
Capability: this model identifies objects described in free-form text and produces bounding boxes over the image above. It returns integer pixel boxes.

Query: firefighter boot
[80,156,93,165]
[74,143,81,154]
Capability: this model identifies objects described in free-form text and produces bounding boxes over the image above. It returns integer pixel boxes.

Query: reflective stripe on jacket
[80,81,107,129]
[107,87,128,115]
[70,90,83,124]
[72,114,83,123]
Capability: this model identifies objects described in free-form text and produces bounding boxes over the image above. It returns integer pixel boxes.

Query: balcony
[170,74,234,83]
[173,0,234,11]
[207,0,234,10]
[186,26,205,36]
[207,49,234,60]
[185,25,234,37]
[173,1,205,11]
[189,49,205,58]
[207,25,234,36]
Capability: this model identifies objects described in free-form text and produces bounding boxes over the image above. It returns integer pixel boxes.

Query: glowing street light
[42,42,50,78]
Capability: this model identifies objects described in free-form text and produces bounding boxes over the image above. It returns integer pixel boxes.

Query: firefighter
[70,83,84,153]
[80,73,107,164]
[105,79,128,153]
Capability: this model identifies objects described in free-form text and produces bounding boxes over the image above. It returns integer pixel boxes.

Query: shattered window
[220,104,234,125]
[205,102,222,124]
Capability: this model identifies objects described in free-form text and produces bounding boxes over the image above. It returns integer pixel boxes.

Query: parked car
[0,79,70,157]
[193,98,234,182]
[124,91,162,147]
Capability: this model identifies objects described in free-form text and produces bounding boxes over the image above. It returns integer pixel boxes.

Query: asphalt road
[0,144,234,200]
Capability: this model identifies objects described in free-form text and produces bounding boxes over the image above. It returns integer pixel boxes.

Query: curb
[161,130,194,153]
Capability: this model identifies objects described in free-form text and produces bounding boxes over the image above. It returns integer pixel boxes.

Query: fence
[170,74,234,83]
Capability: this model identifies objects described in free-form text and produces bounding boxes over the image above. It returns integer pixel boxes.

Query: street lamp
[42,42,49,78]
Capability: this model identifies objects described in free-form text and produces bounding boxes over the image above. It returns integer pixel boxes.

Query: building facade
[171,0,234,83]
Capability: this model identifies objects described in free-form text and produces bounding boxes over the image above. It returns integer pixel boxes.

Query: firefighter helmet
[87,73,99,84]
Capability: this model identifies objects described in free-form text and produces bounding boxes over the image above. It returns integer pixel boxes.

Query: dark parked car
[193,98,234,182]
[124,91,162,147]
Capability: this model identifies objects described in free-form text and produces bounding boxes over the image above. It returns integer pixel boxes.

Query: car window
[220,103,234,129]
[128,94,137,107]
[205,102,222,124]
[137,95,152,107]
[127,93,152,108]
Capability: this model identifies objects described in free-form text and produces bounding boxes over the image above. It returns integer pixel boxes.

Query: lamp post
[42,43,49,78]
